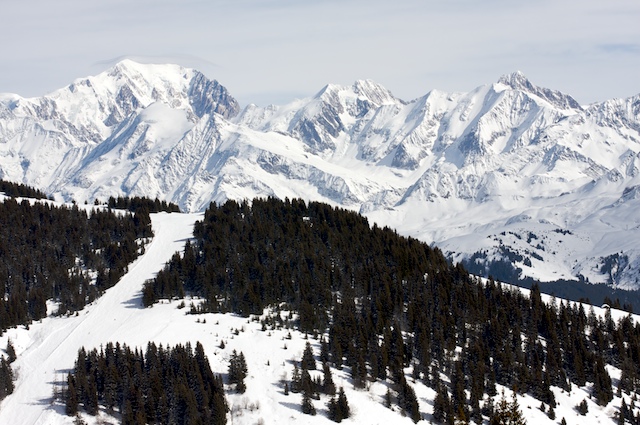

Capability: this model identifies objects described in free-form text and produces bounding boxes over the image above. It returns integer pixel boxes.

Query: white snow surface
[0,211,638,425]
[2,61,640,288]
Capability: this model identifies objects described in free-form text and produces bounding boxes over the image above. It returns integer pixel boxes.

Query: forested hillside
[64,342,227,425]
[0,189,153,332]
[142,197,640,423]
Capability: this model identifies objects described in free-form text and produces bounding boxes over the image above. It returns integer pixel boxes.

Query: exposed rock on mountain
[2,61,640,290]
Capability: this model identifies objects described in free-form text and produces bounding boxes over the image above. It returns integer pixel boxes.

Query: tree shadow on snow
[121,291,145,309]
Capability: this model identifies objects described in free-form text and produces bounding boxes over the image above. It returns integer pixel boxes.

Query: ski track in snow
[0,212,201,425]
[0,210,639,424]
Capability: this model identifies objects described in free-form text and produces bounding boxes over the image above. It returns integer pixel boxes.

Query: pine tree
[328,387,350,422]
[577,399,588,415]
[328,395,339,422]
[301,341,316,370]
[337,387,350,420]
[547,405,555,420]
[489,390,526,425]
[0,357,14,401]
[301,391,316,415]
[228,350,248,393]
[433,383,452,424]
[6,339,16,363]
[507,392,526,425]
[291,363,302,393]
[65,374,78,416]
[322,362,336,395]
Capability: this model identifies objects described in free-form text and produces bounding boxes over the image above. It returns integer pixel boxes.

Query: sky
[1,0,639,107]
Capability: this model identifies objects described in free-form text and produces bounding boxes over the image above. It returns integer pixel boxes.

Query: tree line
[140,197,640,423]
[64,342,227,425]
[105,196,181,214]
[0,179,51,200]
[0,196,152,332]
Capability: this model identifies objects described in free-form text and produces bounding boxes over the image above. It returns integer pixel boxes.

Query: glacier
[1,59,640,290]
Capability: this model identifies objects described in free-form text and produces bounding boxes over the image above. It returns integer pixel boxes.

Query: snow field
[0,210,638,424]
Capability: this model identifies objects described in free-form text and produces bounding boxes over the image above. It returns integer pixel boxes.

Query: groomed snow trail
[0,212,201,425]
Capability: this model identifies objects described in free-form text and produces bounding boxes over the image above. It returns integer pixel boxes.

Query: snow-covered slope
[1,210,636,425]
[2,61,640,289]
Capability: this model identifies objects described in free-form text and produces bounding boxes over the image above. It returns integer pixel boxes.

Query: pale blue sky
[1,0,639,106]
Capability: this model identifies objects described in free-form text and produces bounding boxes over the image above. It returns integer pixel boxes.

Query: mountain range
[1,60,640,292]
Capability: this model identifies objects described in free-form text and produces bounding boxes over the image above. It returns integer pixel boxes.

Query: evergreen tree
[228,350,248,393]
[547,405,555,420]
[301,341,316,370]
[65,374,78,416]
[507,393,526,425]
[301,391,316,415]
[5,339,16,363]
[433,383,452,424]
[337,387,350,420]
[291,363,302,393]
[490,391,526,425]
[577,399,588,415]
[322,362,336,395]
[0,357,14,401]
[328,387,350,422]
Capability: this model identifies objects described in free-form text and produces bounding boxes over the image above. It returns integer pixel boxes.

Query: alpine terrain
[1,60,640,294]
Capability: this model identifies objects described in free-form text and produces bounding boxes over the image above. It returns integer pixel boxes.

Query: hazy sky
[1,0,639,106]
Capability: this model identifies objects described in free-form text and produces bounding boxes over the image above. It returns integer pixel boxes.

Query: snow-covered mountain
[2,60,640,290]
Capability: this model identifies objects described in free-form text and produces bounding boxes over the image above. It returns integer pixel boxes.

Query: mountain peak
[497,71,534,91]
[497,71,582,110]
[352,79,397,105]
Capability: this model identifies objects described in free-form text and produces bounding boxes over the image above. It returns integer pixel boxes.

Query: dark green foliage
[593,356,614,406]
[547,405,555,420]
[0,179,50,200]
[577,399,588,415]
[0,357,14,403]
[291,363,302,394]
[63,342,227,425]
[106,195,180,213]
[433,383,453,424]
[328,387,350,422]
[301,341,316,370]
[321,362,336,396]
[489,391,526,425]
[0,197,152,332]
[301,391,316,415]
[5,339,16,363]
[228,350,248,393]
[65,374,78,416]
[140,198,640,419]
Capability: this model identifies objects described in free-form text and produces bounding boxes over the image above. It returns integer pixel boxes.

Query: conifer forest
[2,183,640,424]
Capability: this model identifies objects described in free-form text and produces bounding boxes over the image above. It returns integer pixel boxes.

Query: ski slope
[0,212,201,424]
[0,211,637,424]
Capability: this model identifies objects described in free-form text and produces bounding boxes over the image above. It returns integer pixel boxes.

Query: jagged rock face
[2,61,640,289]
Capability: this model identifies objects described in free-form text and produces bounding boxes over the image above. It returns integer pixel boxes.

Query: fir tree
[0,357,14,401]
[577,399,588,415]
[490,390,526,425]
[301,391,316,415]
[328,387,350,422]
[337,387,350,420]
[65,374,78,416]
[228,350,248,393]
[291,363,302,393]
[322,362,336,395]
[433,383,452,424]
[301,341,316,370]
[5,339,16,363]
